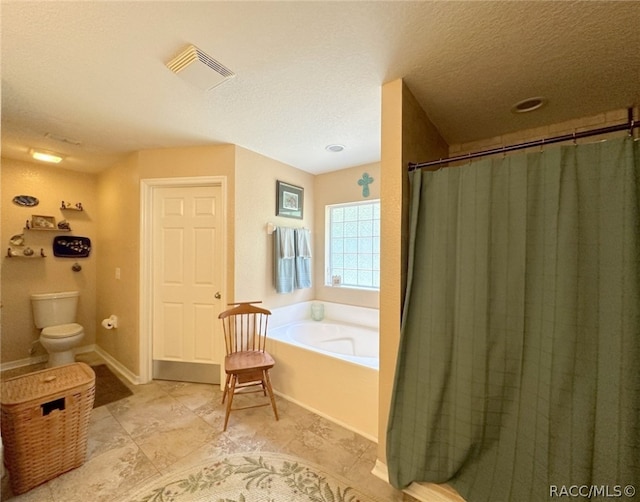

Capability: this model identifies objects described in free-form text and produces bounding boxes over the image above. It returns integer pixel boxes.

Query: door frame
[139,176,227,384]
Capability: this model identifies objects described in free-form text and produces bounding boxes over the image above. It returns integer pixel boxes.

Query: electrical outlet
[115,267,121,280]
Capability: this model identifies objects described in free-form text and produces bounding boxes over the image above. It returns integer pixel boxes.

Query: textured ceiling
[2,1,639,174]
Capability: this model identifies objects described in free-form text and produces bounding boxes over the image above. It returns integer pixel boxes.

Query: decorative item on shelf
[9,234,24,246]
[30,215,56,229]
[276,180,304,219]
[60,201,83,211]
[12,195,39,207]
[6,247,46,258]
[358,172,374,198]
[53,236,91,258]
[57,220,71,231]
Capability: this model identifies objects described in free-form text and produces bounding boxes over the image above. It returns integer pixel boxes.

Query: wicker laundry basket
[1,362,95,494]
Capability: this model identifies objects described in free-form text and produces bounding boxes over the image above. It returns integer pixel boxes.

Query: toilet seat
[41,323,84,339]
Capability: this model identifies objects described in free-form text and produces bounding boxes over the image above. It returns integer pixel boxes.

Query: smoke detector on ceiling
[166,44,235,91]
[45,132,82,147]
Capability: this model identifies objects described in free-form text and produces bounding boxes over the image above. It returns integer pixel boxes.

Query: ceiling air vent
[166,45,235,91]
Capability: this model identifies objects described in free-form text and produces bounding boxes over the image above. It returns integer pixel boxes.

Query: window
[326,200,380,290]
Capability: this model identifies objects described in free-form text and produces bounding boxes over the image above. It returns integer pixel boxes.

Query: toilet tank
[31,291,80,328]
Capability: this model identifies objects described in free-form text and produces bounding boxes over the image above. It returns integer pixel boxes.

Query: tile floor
[1,353,417,502]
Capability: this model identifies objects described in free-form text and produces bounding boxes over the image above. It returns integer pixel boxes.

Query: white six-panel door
[151,185,223,380]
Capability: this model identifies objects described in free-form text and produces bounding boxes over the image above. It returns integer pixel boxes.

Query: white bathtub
[269,321,378,369]
[266,302,379,441]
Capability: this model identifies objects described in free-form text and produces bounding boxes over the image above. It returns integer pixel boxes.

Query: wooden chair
[218,301,279,431]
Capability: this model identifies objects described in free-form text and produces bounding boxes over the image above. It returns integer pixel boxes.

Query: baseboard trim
[371,460,463,502]
[94,346,141,386]
[0,344,140,388]
[371,459,390,482]
[0,354,48,372]
[0,343,96,372]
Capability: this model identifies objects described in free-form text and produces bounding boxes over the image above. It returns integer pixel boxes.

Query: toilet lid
[41,323,84,339]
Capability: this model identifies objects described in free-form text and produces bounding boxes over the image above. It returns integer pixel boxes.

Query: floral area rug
[124,452,384,502]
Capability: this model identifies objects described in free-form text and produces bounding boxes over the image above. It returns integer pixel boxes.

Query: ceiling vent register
[166,44,235,91]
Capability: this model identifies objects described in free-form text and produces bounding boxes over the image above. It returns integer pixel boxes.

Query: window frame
[324,199,380,291]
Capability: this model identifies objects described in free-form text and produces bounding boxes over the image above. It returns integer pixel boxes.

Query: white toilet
[31,291,85,367]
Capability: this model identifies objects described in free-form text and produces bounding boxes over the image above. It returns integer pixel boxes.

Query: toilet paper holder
[101,314,118,330]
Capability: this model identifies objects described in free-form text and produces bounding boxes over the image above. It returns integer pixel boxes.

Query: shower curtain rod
[408,107,638,171]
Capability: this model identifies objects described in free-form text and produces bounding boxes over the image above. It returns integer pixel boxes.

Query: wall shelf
[60,201,83,211]
[6,248,46,258]
[25,227,71,232]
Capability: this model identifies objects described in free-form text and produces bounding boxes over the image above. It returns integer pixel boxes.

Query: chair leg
[263,370,279,421]
[223,374,237,431]
[222,373,231,404]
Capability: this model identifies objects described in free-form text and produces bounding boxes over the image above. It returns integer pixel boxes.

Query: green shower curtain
[387,137,639,502]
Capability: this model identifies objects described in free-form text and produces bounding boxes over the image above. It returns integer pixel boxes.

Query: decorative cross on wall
[358,172,374,198]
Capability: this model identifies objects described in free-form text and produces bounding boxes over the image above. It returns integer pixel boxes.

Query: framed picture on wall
[30,215,56,229]
[276,180,304,219]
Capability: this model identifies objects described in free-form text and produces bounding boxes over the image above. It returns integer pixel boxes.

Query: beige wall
[378,79,404,463]
[1,142,324,376]
[96,152,141,374]
[378,79,449,462]
[96,145,236,375]
[1,158,98,364]
[234,147,315,309]
[314,162,381,309]
[95,143,315,376]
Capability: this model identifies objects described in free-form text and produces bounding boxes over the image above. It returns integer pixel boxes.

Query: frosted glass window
[326,200,380,290]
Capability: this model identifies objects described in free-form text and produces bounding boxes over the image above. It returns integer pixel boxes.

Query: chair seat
[225,351,275,374]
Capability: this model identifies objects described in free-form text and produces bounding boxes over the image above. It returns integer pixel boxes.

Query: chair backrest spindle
[218,301,272,355]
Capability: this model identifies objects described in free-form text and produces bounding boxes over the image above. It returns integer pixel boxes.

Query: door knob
[214,291,221,299]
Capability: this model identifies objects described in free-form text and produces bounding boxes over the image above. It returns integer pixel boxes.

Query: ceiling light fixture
[30,149,64,164]
[325,144,345,152]
[511,97,547,114]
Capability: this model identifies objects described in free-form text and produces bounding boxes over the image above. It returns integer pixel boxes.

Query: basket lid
[1,362,95,406]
